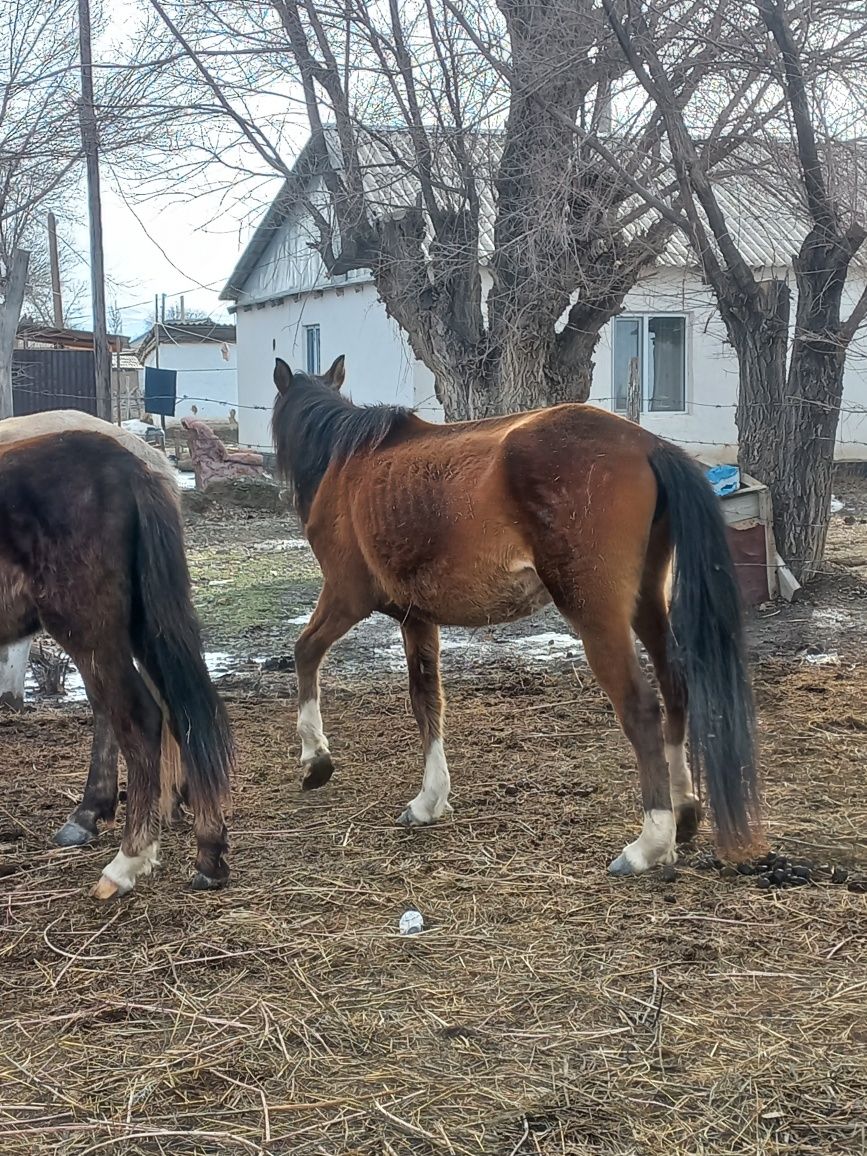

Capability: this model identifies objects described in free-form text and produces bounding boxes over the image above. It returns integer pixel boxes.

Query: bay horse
[272,356,759,875]
[0,427,232,896]
[0,410,189,849]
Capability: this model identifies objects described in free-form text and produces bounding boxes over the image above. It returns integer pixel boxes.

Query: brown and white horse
[272,357,760,875]
[0,424,232,896]
[0,410,187,849]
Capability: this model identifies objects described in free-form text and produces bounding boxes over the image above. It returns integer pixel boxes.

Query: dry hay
[0,660,866,1155]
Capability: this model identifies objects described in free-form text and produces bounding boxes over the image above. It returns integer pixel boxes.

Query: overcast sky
[62,2,300,341]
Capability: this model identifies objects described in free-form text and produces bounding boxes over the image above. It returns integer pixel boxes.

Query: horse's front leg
[294,586,361,789]
[396,619,452,827]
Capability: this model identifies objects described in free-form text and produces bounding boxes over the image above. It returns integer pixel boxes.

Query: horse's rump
[0,410,177,487]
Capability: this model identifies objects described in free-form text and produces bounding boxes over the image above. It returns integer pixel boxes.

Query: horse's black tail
[648,442,759,852]
[131,470,233,830]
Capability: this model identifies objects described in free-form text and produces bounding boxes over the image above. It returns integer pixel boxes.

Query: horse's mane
[272,375,412,518]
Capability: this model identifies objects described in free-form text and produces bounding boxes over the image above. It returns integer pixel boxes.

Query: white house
[221,135,867,462]
[135,321,238,421]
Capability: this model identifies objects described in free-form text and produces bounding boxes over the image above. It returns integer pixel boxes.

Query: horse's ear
[323,354,345,391]
[274,358,293,395]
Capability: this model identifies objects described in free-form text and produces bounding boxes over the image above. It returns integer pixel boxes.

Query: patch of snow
[288,613,312,625]
[252,539,310,552]
[803,652,840,666]
[25,650,239,705]
[830,495,845,514]
[174,469,196,490]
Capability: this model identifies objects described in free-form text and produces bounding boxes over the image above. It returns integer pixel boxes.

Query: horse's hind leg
[397,619,451,827]
[53,697,120,847]
[293,585,362,789]
[632,530,701,843]
[54,640,163,897]
[555,594,675,875]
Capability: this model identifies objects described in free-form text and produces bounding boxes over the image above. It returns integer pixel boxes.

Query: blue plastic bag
[705,464,740,497]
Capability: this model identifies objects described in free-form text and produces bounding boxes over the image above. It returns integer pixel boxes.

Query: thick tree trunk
[768,233,851,581]
[725,278,791,484]
[725,240,854,583]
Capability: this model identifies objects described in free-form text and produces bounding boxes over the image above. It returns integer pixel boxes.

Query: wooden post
[0,248,30,420]
[47,212,64,328]
[626,354,641,424]
[154,294,166,434]
[77,0,112,421]
[115,343,122,424]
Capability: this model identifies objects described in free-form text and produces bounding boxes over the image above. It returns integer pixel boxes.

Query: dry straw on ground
[1,660,865,1155]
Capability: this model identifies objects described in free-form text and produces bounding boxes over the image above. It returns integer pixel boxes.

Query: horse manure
[792,866,811,879]
[660,865,677,883]
[847,880,867,894]
[0,863,16,878]
[503,784,519,797]
[720,866,739,881]
[663,892,676,903]
[755,875,772,890]
[772,868,787,884]
[831,866,849,884]
[736,862,755,875]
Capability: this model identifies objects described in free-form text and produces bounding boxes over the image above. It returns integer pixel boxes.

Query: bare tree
[603,0,867,580]
[140,0,693,418]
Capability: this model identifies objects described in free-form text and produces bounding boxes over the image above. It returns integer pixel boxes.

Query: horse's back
[0,411,177,487]
[311,404,661,625]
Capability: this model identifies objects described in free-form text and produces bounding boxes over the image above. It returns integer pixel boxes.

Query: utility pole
[77,0,111,421]
[153,292,165,435]
[47,213,64,329]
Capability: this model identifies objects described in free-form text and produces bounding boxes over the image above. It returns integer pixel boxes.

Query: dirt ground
[1,475,866,1155]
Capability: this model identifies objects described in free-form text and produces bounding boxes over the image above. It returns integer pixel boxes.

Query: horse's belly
[401,563,552,628]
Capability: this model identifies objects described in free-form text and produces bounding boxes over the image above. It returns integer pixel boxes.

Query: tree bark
[0,248,30,420]
[767,230,853,581]
[723,277,791,484]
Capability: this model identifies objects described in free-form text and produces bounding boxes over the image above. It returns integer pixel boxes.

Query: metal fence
[12,349,97,416]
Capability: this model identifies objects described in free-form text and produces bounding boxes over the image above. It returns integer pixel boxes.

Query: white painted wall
[589,268,740,463]
[235,264,867,462]
[142,341,238,420]
[236,282,441,452]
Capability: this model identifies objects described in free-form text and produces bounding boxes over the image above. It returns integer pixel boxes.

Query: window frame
[304,323,321,375]
[611,312,688,415]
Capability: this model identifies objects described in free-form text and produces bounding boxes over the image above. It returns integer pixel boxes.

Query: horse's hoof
[91,875,123,900]
[53,820,97,848]
[608,853,637,877]
[675,800,703,844]
[190,871,227,892]
[301,753,334,790]
[396,806,423,828]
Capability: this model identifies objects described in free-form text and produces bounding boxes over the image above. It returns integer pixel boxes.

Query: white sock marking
[101,841,160,893]
[407,738,451,823]
[617,808,677,872]
[298,699,329,763]
[666,741,696,808]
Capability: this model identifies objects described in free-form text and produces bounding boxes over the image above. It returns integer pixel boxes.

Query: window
[612,315,686,413]
[304,324,321,374]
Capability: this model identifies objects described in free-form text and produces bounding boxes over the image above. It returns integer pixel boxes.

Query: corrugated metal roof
[222,127,867,300]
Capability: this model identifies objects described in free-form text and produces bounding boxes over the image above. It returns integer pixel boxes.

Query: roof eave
[219,133,334,301]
